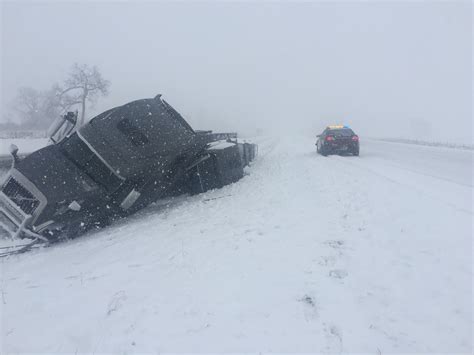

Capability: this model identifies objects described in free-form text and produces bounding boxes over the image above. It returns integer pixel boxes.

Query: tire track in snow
[316,145,471,352]
[328,154,472,215]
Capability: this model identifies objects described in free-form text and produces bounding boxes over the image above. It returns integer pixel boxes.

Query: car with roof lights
[316,125,359,156]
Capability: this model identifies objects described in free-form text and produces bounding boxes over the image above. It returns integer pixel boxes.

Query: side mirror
[48,111,78,144]
[9,144,20,167]
[9,144,19,156]
[316,135,321,138]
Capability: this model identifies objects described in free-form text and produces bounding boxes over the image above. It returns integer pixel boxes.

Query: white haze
[1,1,472,143]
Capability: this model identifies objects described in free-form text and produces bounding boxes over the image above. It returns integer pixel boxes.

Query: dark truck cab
[0,95,256,241]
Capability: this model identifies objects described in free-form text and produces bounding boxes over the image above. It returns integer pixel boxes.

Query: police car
[316,125,359,156]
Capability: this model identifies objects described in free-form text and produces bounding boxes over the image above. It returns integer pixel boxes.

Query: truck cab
[0,96,211,240]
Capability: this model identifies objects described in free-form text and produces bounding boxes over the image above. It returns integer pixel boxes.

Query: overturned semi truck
[0,95,257,242]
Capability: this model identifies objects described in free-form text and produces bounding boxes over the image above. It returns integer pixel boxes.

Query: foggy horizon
[1,1,472,142]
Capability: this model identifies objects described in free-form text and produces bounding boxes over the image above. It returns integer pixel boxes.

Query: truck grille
[1,177,40,215]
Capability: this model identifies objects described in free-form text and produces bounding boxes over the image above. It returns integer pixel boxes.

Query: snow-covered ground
[0,137,472,353]
[0,138,48,156]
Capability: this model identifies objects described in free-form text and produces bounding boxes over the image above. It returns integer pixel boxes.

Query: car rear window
[327,128,354,136]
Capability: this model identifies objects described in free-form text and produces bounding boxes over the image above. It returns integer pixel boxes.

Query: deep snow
[0,136,472,353]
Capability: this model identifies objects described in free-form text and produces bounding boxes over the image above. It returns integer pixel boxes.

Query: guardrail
[373,138,474,151]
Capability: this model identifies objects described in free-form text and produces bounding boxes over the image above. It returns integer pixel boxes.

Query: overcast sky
[1,1,472,142]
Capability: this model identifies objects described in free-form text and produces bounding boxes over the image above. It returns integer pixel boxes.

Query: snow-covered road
[1,137,472,353]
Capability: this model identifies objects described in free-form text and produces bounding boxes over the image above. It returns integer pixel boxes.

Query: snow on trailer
[0,95,257,248]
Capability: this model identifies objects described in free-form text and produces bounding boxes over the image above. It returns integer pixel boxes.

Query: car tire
[321,147,328,156]
[353,148,359,156]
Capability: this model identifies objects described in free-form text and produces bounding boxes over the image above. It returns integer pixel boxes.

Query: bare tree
[50,85,81,113]
[9,63,110,130]
[55,63,110,126]
[14,87,42,118]
[12,87,60,129]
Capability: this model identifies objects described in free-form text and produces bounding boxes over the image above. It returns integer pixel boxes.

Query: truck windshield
[59,133,123,192]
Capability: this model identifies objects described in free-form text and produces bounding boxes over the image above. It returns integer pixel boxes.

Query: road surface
[1,136,472,353]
